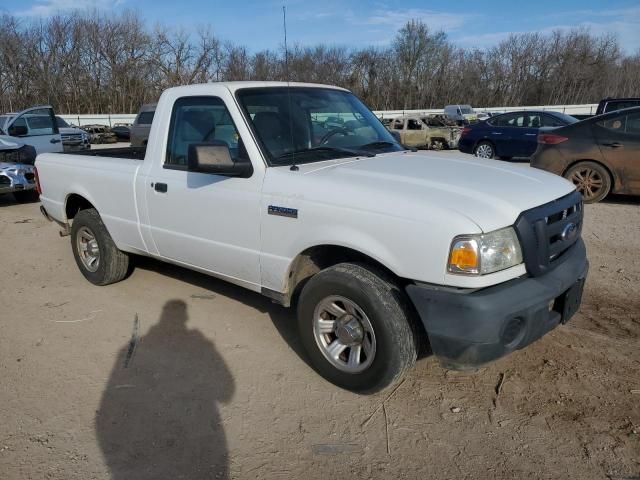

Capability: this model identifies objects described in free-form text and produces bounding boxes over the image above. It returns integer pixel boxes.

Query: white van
[444,104,478,125]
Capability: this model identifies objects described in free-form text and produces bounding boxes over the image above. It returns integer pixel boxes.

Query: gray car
[56,116,91,152]
[0,139,39,202]
[130,103,156,147]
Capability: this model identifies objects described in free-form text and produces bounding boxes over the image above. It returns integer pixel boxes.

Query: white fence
[373,104,599,119]
[59,103,599,127]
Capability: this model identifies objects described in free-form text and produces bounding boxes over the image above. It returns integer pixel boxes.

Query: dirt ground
[0,174,639,479]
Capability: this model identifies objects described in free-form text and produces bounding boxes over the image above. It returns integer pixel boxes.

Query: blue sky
[4,0,640,52]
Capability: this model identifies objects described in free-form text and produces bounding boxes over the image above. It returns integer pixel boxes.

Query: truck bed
[65,146,146,160]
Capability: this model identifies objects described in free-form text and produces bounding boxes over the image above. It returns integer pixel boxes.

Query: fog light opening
[502,316,526,348]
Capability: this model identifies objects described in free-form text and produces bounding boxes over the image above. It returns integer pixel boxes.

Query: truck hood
[59,127,85,135]
[292,151,575,232]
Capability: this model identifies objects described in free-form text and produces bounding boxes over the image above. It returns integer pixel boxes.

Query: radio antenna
[283,5,298,171]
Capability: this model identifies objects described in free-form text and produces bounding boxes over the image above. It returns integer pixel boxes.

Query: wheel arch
[65,192,97,221]
[280,244,405,308]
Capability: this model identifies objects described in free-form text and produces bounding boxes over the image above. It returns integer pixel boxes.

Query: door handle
[490,132,503,135]
[602,142,623,148]
[50,138,61,144]
[525,133,537,136]
[154,182,168,193]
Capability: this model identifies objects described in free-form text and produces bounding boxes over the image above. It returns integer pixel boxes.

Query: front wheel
[474,141,495,159]
[71,208,130,285]
[297,263,418,393]
[564,161,611,203]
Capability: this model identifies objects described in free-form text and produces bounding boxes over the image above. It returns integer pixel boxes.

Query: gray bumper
[406,239,588,369]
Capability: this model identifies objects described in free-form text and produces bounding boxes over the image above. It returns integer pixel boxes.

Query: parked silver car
[56,116,90,152]
[0,138,38,202]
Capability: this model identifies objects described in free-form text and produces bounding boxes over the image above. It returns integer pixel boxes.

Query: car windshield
[56,116,70,128]
[460,106,474,114]
[236,87,403,166]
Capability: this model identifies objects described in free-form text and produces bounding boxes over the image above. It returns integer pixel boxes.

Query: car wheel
[474,141,495,159]
[71,208,130,285]
[12,190,39,203]
[297,263,418,393]
[430,139,447,150]
[564,161,611,203]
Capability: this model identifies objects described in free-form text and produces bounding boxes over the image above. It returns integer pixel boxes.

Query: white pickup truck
[36,82,588,392]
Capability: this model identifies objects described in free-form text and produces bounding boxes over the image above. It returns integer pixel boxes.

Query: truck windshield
[236,87,403,166]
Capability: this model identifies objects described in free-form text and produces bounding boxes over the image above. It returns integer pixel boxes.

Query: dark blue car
[458,110,578,159]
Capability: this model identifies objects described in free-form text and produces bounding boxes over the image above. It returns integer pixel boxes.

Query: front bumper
[406,239,588,370]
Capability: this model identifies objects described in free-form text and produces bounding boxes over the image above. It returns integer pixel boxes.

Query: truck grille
[61,133,83,142]
[514,190,583,276]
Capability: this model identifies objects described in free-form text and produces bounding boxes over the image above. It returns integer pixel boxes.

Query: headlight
[448,227,523,275]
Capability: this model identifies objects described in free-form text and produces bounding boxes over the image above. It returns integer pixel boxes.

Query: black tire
[564,161,611,203]
[473,140,495,159]
[13,190,39,203]
[297,263,418,393]
[70,208,130,285]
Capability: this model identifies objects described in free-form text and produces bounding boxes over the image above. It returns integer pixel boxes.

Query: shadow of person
[96,300,234,480]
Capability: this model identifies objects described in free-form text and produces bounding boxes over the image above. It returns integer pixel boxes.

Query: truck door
[3,106,62,154]
[403,118,426,147]
[143,94,263,289]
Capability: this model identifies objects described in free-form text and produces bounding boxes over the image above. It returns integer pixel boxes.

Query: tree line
[1,11,638,114]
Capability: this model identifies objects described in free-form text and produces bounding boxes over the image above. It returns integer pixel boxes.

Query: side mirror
[8,125,28,137]
[187,143,252,177]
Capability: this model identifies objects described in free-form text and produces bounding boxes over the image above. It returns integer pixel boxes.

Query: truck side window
[406,119,422,130]
[165,96,243,168]
[10,108,57,136]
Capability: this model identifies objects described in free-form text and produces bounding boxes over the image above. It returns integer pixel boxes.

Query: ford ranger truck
[35,82,588,393]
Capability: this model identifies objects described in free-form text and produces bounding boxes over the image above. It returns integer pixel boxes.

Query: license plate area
[552,278,585,324]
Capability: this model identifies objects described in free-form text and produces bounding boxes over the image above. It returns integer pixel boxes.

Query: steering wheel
[320,127,350,145]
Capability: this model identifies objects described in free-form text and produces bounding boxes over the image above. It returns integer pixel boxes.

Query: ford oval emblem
[560,222,578,242]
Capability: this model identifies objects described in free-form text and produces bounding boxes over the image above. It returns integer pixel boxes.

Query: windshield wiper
[359,141,398,150]
[274,146,375,163]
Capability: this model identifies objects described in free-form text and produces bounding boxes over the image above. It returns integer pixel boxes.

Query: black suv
[596,97,640,115]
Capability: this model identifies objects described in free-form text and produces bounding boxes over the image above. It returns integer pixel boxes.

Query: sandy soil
[0,185,638,479]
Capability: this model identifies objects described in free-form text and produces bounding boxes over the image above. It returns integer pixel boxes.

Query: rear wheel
[71,208,130,285]
[564,161,611,203]
[474,141,495,159]
[297,263,418,393]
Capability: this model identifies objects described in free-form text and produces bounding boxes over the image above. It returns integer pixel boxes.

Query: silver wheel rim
[475,144,493,158]
[312,295,376,374]
[76,226,100,272]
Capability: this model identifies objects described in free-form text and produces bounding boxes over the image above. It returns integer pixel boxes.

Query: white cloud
[16,0,126,17]
[358,8,472,32]
[457,7,640,53]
